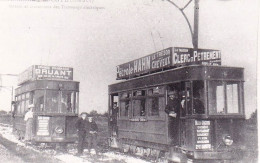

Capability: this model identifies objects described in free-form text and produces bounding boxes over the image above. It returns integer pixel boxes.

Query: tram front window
[226,82,239,113]
[192,81,205,114]
[182,81,205,115]
[45,90,78,113]
[45,91,59,112]
[208,81,241,114]
[61,91,75,112]
[35,90,44,112]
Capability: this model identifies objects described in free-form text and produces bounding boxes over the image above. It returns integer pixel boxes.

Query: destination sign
[195,120,211,150]
[116,47,221,79]
[18,65,73,85]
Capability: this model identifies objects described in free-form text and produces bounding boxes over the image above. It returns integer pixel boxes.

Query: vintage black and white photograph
[0,0,258,162]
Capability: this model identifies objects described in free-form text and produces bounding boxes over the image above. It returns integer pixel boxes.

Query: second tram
[13,65,79,145]
[108,47,245,162]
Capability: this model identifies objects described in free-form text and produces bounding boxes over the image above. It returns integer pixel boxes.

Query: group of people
[75,112,99,155]
[23,105,99,155]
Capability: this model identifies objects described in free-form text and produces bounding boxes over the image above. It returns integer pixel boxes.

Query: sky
[0,0,258,118]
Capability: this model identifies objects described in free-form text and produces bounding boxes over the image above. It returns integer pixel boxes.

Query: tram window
[21,101,25,114]
[25,100,29,111]
[120,92,131,98]
[118,92,128,117]
[148,86,164,95]
[147,97,159,116]
[133,90,145,96]
[147,86,164,116]
[17,102,21,114]
[184,82,192,115]
[208,81,225,114]
[29,92,34,105]
[132,99,146,116]
[26,93,30,99]
[226,82,239,113]
[61,91,75,113]
[120,101,129,117]
[22,94,25,100]
[75,92,79,113]
[45,90,59,113]
[34,90,45,112]
[192,81,205,114]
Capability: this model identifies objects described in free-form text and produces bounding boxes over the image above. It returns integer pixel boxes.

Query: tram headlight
[223,135,233,146]
[55,126,64,134]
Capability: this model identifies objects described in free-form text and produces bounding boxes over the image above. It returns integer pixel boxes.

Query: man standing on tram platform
[110,102,119,135]
[165,90,181,145]
[75,112,90,155]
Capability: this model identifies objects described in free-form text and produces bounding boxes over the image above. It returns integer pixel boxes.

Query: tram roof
[18,65,74,86]
[15,79,80,96]
[109,65,244,93]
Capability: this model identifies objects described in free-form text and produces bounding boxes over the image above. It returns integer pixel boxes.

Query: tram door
[109,94,119,136]
[166,83,185,145]
[166,82,197,146]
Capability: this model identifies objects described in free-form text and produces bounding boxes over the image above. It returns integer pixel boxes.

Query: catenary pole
[193,0,199,50]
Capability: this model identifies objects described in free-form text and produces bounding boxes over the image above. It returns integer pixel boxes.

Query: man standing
[87,116,98,154]
[165,90,181,145]
[110,102,119,135]
[24,104,34,142]
[75,112,90,155]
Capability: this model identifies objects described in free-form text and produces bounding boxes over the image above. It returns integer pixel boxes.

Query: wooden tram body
[13,65,79,144]
[108,64,245,162]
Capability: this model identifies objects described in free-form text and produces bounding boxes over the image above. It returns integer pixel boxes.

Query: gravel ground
[0,143,24,163]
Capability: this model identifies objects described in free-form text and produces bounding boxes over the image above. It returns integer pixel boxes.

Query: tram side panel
[118,118,168,146]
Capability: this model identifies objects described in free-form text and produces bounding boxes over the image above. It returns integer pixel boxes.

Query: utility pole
[0,73,18,112]
[193,0,199,50]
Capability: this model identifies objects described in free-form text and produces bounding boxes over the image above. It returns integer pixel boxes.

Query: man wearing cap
[165,90,181,145]
[75,112,90,155]
[110,102,119,135]
[24,104,34,142]
[87,116,98,154]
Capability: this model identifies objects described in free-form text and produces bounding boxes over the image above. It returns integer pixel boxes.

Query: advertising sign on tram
[173,47,221,66]
[116,47,221,79]
[116,47,173,79]
[18,65,73,85]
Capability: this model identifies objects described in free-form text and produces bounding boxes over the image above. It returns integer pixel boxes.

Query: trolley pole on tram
[166,0,200,49]
[193,0,199,50]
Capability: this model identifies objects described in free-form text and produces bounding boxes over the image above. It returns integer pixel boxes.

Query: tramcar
[108,47,245,162]
[12,65,79,145]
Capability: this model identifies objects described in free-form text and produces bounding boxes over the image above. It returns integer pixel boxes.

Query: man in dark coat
[75,112,90,155]
[193,91,205,114]
[87,116,98,154]
[165,90,181,145]
[110,102,119,135]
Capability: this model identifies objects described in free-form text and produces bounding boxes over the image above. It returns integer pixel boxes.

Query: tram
[108,47,245,162]
[12,65,79,145]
